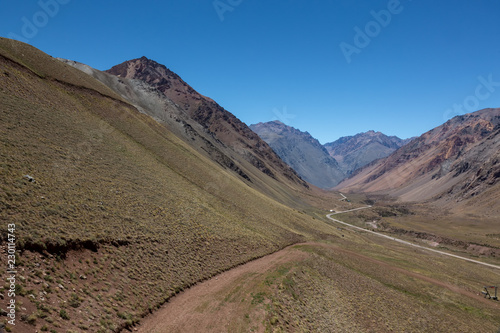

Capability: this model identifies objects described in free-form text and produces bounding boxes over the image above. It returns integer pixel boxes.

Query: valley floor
[136,212,500,333]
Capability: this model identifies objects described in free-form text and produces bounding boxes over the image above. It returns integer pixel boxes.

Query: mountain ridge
[324,130,410,175]
[104,57,308,189]
[250,121,411,188]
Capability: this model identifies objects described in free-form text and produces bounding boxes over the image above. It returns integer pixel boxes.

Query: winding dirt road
[327,207,500,270]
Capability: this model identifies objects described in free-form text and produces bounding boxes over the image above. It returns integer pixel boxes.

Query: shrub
[26,313,37,325]
[69,293,81,308]
[59,309,69,320]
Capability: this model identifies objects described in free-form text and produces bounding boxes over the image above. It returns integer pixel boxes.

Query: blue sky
[2,1,500,143]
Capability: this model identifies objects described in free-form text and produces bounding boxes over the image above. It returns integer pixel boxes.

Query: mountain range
[336,108,500,215]
[324,130,412,176]
[2,36,500,332]
[250,122,410,188]
[249,121,345,188]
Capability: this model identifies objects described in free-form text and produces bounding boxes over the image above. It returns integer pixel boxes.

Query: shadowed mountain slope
[250,121,345,188]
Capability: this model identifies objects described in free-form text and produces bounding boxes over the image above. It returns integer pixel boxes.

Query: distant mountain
[250,121,345,188]
[336,108,500,214]
[324,131,410,175]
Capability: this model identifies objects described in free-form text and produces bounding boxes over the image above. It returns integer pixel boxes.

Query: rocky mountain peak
[105,57,307,188]
[106,57,188,97]
[324,131,408,175]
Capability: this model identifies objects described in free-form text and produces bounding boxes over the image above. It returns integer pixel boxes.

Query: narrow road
[327,206,500,270]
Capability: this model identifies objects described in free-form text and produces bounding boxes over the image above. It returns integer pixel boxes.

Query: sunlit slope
[0,38,337,332]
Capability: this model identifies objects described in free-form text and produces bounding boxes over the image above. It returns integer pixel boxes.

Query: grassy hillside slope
[0,38,337,332]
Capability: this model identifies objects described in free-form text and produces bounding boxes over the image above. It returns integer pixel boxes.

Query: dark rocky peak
[106,57,187,92]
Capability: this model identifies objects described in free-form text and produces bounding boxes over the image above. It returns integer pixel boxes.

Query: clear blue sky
[2,1,500,143]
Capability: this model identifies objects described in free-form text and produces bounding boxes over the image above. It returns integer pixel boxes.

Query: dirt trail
[136,206,500,332]
[136,245,309,333]
[328,208,500,270]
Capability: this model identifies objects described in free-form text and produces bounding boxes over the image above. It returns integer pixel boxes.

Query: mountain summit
[106,56,210,111]
[324,130,410,175]
[104,57,307,188]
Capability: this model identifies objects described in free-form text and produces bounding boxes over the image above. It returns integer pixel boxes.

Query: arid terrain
[1,37,500,333]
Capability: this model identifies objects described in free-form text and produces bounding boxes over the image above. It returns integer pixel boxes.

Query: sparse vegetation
[59,309,69,321]
[1,37,499,333]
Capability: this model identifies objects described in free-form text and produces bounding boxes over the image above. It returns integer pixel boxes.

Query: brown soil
[136,245,309,333]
